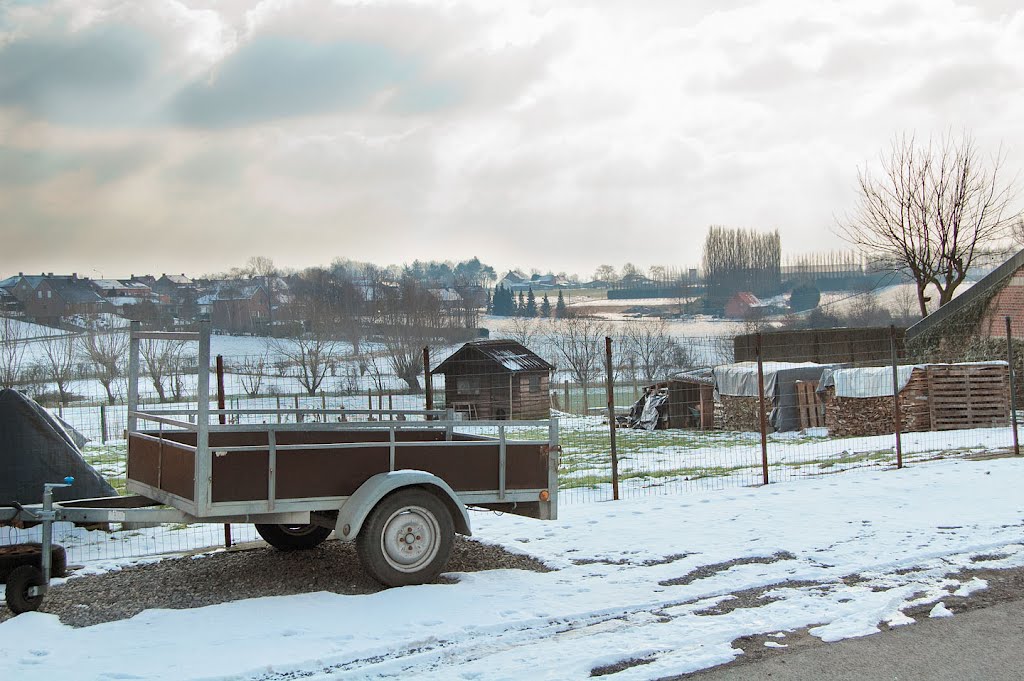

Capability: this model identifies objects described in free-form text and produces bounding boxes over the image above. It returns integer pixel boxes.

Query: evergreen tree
[555,290,568,318]
[540,293,551,318]
[517,291,526,317]
[525,287,537,317]
[492,284,515,316]
[485,289,493,314]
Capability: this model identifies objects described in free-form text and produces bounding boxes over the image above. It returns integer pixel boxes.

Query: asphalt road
[685,596,1024,680]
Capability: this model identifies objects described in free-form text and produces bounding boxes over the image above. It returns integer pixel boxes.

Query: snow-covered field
[3,456,1024,680]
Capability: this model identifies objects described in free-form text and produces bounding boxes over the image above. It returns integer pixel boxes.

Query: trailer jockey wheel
[5,565,45,614]
[356,489,454,587]
[255,523,333,551]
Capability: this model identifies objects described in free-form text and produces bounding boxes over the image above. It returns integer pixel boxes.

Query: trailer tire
[0,543,66,580]
[356,488,454,587]
[255,523,333,551]
[5,565,45,614]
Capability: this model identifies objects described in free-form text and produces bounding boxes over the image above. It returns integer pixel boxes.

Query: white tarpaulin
[713,361,826,398]
[822,361,1009,398]
[822,365,920,398]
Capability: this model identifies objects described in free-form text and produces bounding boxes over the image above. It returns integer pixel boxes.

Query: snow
[929,602,954,618]
[4,457,1024,680]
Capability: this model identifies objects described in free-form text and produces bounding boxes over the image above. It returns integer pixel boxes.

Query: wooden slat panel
[926,365,1009,431]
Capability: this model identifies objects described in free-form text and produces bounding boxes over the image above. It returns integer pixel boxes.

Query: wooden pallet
[925,365,1009,431]
[795,380,825,429]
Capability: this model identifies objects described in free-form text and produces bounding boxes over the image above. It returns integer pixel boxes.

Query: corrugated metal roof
[431,339,553,374]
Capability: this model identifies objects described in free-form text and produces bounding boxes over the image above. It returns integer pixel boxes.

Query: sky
[1,0,1023,279]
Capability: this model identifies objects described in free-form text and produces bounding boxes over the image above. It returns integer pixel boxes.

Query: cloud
[0,23,159,125]
[2,0,1024,279]
[170,36,461,127]
[0,144,152,185]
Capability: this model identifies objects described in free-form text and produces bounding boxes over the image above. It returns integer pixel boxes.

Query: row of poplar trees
[702,226,782,311]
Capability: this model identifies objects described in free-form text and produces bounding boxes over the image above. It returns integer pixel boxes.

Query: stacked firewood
[719,395,764,432]
[822,370,931,437]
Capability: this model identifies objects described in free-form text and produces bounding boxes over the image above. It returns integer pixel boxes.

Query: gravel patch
[0,536,551,627]
[659,551,797,587]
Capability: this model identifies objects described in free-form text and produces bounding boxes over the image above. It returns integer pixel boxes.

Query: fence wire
[1,316,1020,563]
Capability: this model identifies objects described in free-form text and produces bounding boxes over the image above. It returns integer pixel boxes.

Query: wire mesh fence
[2,315,1021,563]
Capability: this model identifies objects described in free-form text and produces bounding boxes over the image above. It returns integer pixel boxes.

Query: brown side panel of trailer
[127,434,196,501]
[130,428,548,503]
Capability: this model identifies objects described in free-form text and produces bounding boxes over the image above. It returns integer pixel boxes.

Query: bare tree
[140,338,186,402]
[502,316,542,348]
[374,277,441,390]
[0,316,27,389]
[546,316,610,411]
[593,264,618,283]
[840,131,1022,316]
[38,334,76,404]
[271,334,338,396]
[79,327,128,404]
[620,320,690,382]
[235,351,269,397]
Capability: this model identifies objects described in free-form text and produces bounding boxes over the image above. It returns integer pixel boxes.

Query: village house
[197,282,270,334]
[2,273,110,324]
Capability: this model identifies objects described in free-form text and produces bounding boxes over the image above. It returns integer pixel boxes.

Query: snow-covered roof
[429,288,463,302]
[432,339,553,374]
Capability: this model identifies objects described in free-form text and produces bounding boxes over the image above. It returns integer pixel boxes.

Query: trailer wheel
[356,489,454,587]
[255,523,333,551]
[5,565,44,614]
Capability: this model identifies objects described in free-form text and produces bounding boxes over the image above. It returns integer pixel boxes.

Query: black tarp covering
[0,389,116,504]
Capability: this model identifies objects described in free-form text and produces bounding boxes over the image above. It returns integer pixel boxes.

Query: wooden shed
[821,362,1010,437]
[636,370,716,430]
[431,340,553,420]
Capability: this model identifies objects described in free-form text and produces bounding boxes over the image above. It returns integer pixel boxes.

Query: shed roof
[432,339,554,374]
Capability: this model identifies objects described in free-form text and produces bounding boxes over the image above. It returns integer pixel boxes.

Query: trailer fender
[335,471,471,541]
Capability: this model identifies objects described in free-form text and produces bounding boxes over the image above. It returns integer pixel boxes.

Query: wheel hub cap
[382,507,440,571]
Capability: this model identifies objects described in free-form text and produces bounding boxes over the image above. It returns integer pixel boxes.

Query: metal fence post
[564,379,570,414]
[1006,316,1019,456]
[890,325,903,469]
[755,333,769,485]
[605,336,620,500]
[215,353,232,548]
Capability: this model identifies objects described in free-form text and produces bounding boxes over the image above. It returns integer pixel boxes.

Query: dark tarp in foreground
[0,389,117,504]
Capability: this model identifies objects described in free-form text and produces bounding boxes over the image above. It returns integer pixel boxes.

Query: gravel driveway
[0,536,550,627]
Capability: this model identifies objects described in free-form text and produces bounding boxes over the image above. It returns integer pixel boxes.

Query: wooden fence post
[99,405,108,444]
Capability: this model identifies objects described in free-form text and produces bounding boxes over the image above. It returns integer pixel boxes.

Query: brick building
[907,249,1024,343]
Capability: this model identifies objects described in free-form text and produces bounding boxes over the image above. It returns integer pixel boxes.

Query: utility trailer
[1,322,559,614]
